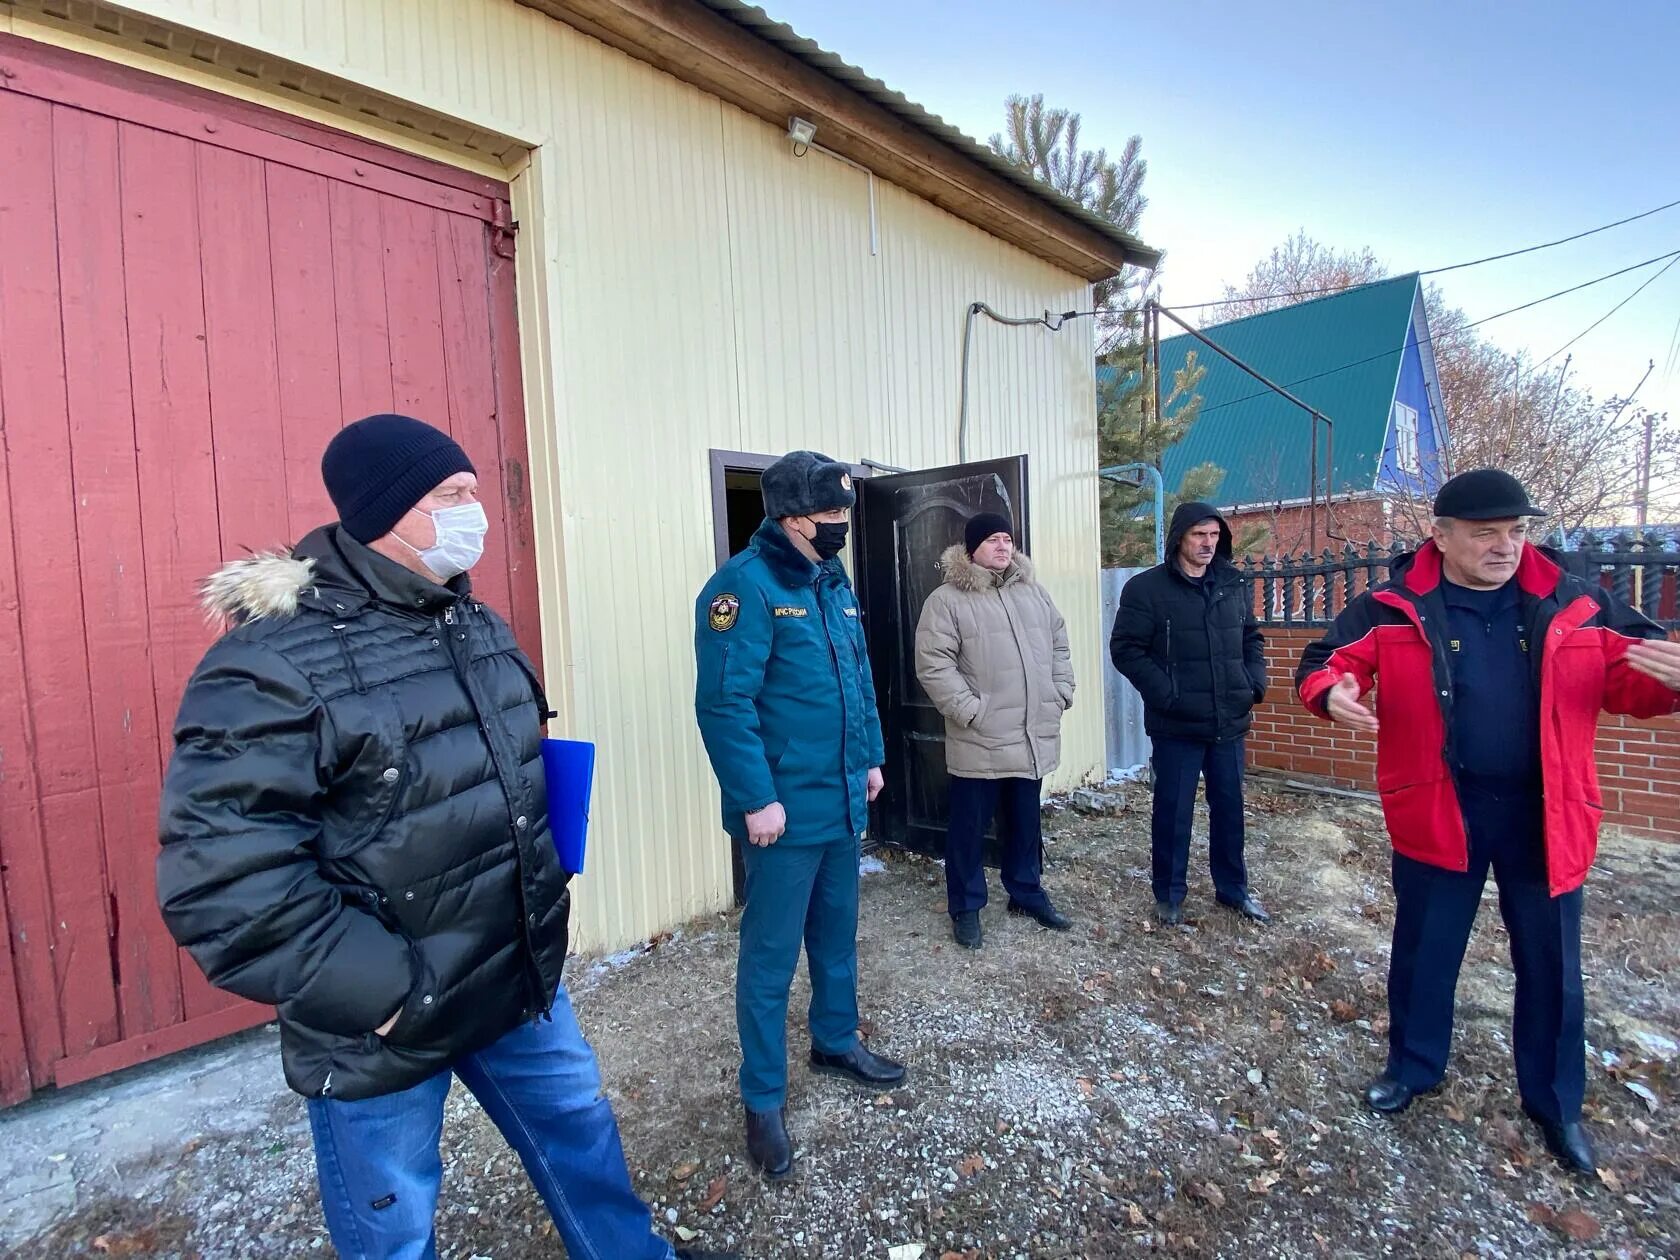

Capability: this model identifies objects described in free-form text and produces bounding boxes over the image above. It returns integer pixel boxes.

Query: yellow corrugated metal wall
[10,0,1107,952]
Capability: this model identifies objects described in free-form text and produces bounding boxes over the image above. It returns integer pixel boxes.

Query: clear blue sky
[765,0,1680,424]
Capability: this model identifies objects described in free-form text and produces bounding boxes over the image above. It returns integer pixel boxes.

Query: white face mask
[398,501,489,580]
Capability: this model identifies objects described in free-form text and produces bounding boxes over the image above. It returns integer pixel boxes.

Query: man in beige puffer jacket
[914,512,1075,949]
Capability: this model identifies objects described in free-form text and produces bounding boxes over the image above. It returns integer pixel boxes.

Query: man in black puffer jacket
[157,414,731,1260]
[1110,502,1270,927]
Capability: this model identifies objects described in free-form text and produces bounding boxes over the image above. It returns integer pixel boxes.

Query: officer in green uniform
[694,450,907,1180]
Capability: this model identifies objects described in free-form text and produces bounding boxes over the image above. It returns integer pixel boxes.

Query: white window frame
[1392,401,1421,476]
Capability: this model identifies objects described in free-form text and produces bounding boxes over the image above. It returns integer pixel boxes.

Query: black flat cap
[1432,468,1546,521]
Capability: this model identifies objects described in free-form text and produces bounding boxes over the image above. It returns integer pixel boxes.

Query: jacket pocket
[377,941,435,1049]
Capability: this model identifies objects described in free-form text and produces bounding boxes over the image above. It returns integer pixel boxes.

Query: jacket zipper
[996,586,1039,778]
[815,580,853,814]
[1165,616,1177,703]
[443,600,548,1015]
[1206,590,1222,730]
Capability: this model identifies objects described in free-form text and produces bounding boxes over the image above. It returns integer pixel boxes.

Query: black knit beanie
[965,511,1014,556]
[321,414,475,543]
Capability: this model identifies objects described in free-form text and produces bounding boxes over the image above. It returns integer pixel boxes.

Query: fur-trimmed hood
[199,525,466,626]
[938,543,1036,593]
[201,552,315,623]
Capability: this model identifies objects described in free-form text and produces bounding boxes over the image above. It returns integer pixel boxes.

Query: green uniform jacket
[695,518,886,843]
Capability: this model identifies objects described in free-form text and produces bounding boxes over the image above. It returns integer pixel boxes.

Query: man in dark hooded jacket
[1110,502,1269,926]
[157,414,732,1260]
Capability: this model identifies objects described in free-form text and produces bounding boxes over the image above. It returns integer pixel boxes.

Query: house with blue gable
[1149,274,1450,550]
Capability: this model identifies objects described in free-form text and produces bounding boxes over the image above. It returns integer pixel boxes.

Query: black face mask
[806,520,849,560]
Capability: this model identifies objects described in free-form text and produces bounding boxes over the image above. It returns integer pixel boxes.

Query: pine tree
[992,93,1231,564]
[988,94,1147,327]
[1096,346,1226,565]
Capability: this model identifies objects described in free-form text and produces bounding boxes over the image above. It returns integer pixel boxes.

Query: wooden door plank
[118,119,220,1030]
[0,872,32,1104]
[0,99,50,1098]
[486,225,542,659]
[199,145,291,573]
[329,180,395,423]
[382,198,451,425]
[267,165,345,542]
[54,105,179,1041]
[487,225,537,661]
[0,93,121,1070]
[437,214,512,617]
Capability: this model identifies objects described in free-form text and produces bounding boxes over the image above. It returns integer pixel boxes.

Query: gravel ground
[8,781,1680,1259]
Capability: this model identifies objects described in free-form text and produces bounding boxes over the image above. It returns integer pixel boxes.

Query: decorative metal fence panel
[1242,533,1680,629]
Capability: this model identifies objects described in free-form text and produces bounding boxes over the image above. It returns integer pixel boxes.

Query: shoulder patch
[773,605,809,618]
[708,593,741,632]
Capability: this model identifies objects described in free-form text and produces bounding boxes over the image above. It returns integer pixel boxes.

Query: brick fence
[1250,627,1680,841]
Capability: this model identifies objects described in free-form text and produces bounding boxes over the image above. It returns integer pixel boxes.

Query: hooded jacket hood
[1166,501,1234,570]
[200,551,315,623]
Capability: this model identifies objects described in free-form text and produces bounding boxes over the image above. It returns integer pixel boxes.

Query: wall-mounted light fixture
[786,115,816,157]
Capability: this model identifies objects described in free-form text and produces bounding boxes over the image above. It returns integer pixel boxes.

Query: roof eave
[514,0,1160,280]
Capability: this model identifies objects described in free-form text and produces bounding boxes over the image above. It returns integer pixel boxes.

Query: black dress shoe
[810,1042,907,1088]
[744,1106,792,1180]
[1218,894,1271,924]
[676,1251,741,1259]
[1526,1111,1598,1175]
[1362,1075,1438,1114]
[951,910,982,950]
[1008,898,1072,930]
[1155,901,1183,926]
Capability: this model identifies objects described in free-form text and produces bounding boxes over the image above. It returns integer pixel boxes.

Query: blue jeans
[306,985,674,1260]
[737,834,861,1111]
[1149,736,1248,906]
[944,775,1049,915]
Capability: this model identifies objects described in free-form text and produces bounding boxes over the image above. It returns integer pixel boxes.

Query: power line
[1423,196,1680,275]
[1165,196,1680,313]
[1533,253,1680,370]
[1177,248,1680,419]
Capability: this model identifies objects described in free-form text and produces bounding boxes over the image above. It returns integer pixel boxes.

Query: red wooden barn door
[0,34,538,1105]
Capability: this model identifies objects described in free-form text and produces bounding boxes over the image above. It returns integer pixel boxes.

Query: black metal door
[855,457,1029,857]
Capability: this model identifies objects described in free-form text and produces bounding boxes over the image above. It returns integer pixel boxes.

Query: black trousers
[1386,785,1584,1124]
[944,775,1049,916]
[1149,735,1248,907]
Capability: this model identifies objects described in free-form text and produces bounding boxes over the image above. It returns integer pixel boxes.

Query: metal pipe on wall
[1099,462,1165,565]
[957,301,1084,461]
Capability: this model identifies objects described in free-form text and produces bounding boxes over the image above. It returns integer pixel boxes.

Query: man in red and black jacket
[1296,469,1680,1175]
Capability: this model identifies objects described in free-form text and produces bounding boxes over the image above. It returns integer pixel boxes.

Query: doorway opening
[709,449,779,565]
[706,451,780,904]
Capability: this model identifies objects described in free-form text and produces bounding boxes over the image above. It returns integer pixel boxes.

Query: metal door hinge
[490,201,518,259]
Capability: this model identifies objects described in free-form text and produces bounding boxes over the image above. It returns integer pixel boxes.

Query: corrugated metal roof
[1154,275,1421,505]
[695,0,1161,269]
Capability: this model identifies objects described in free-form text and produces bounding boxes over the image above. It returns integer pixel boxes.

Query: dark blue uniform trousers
[944,775,1052,916]
[1387,785,1585,1124]
[736,835,861,1112]
[1149,736,1249,907]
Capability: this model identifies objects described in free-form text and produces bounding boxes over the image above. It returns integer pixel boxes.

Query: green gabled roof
[1155,274,1422,505]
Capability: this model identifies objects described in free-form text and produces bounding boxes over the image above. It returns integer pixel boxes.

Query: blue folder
[540,739,595,875]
